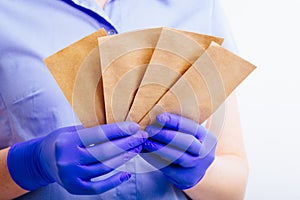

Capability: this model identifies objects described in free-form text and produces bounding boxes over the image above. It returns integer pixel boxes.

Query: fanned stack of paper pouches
[45,28,256,129]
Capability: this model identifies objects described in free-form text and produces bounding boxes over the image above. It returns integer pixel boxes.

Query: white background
[221,1,300,199]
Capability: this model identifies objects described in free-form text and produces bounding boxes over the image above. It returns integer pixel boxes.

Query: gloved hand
[141,113,217,190]
[7,122,148,195]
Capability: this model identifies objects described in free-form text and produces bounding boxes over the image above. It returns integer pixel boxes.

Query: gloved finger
[143,140,200,167]
[79,146,142,180]
[55,125,84,134]
[198,132,218,158]
[72,125,85,131]
[141,152,205,190]
[145,126,201,155]
[156,112,208,140]
[80,131,147,164]
[79,172,131,194]
[78,122,140,146]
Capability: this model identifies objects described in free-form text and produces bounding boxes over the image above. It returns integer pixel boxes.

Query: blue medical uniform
[0,0,236,199]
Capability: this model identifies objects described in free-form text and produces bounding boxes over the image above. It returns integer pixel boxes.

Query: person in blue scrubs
[0,0,249,199]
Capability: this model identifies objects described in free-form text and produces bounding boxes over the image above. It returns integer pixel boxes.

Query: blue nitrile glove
[7,122,148,195]
[142,113,217,190]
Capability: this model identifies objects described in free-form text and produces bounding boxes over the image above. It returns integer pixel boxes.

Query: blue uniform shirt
[0,0,236,199]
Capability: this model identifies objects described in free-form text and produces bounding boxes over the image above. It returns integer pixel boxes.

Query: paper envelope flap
[44,29,107,127]
[99,28,163,123]
[126,28,223,123]
[139,42,256,128]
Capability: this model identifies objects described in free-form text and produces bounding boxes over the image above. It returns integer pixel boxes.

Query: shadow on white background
[221,1,300,199]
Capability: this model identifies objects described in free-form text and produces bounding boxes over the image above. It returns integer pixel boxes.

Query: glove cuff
[7,137,54,191]
[169,172,206,190]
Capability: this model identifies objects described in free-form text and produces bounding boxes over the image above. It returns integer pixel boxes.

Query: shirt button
[107,29,117,35]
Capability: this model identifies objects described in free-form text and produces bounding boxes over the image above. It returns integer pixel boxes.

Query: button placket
[107,29,117,35]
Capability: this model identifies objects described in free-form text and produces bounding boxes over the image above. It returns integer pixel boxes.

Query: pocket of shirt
[0,93,13,149]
